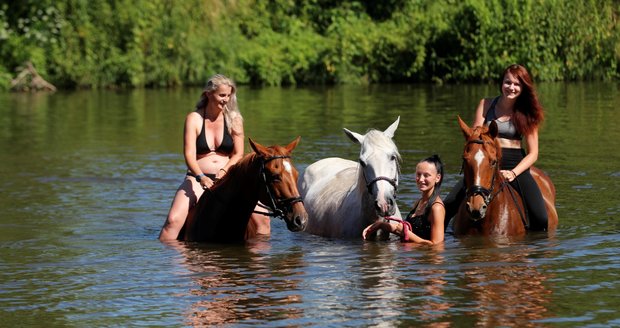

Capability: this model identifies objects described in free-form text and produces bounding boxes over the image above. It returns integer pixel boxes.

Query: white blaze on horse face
[474,149,485,186]
[283,160,292,175]
[283,160,292,174]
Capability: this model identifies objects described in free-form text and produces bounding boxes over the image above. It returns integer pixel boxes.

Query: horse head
[249,137,308,232]
[458,116,501,221]
[344,116,401,218]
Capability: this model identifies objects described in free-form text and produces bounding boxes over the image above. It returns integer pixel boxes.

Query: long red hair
[500,64,544,136]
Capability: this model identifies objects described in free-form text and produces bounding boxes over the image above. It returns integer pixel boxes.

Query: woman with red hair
[445,64,549,231]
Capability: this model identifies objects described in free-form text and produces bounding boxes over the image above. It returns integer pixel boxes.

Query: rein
[253,155,303,220]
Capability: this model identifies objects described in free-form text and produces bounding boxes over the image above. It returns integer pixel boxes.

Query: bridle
[365,175,398,194]
[461,137,528,226]
[462,138,501,208]
[361,159,399,194]
[253,155,304,220]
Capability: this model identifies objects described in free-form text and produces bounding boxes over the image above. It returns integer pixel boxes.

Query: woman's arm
[428,202,445,244]
[183,112,202,177]
[219,115,245,176]
[473,98,488,127]
[512,127,539,177]
[362,221,399,240]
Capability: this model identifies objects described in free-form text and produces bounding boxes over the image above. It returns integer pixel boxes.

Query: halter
[361,160,399,194]
[253,155,304,220]
[366,176,398,194]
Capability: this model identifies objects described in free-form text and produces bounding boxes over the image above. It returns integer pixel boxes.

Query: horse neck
[219,153,263,203]
[483,164,517,232]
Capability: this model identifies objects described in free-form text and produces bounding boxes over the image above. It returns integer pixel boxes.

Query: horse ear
[249,138,268,156]
[457,115,473,139]
[343,128,364,144]
[383,116,400,139]
[488,120,499,138]
[284,136,301,153]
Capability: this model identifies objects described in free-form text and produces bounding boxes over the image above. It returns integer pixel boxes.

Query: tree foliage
[1,0,618,89]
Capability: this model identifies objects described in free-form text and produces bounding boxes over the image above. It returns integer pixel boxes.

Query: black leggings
[444,148,548,231]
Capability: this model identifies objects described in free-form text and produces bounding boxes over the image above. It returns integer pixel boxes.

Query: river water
[0,83,618,327]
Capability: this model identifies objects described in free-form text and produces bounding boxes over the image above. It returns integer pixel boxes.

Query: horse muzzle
[375,195,396,217]
[466,198,487,221]
[284,199,308,232]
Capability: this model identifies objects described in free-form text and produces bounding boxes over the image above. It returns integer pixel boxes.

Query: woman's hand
[200,177,215,190]
[362,222,379,240]
[363,221,391,240]
[500,169,517,182]
[216,168,227,180]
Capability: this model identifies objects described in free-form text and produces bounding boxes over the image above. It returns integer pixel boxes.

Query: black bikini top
[196,116,234,155]
[485,97,522,141]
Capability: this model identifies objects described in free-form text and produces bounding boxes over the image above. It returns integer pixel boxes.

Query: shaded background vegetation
[1,0,618,89]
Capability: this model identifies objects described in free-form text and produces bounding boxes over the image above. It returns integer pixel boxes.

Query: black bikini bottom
[186,171,216,180]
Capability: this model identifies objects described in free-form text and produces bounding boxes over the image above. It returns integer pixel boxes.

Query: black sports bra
[196,117,234,155]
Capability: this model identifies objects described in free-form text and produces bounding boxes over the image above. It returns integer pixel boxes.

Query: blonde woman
[159,74,269,240]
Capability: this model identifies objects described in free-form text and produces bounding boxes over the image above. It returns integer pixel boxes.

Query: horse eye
[390,155,396,161]
[270,174,281,182]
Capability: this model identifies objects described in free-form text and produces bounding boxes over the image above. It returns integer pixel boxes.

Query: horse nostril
[375,203,383,213]
[294,215,306,229]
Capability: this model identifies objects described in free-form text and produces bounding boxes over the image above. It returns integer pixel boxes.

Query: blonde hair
[195,74,243,134]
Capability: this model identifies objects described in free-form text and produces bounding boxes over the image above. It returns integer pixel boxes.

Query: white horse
[299,117,402,238]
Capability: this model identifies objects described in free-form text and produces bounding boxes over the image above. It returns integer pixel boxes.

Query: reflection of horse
[299,117,402,238]
[181,137,308,242]
[458,238,555,326]
[454,117,558,236]
[172,241,306,326]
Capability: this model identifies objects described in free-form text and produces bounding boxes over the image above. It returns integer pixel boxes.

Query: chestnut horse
[181,137,308,243]
[453,117,558,237]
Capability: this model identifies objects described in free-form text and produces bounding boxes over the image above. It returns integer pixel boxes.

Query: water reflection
[169,238,305,326]
[408,245,453,327]
[456,239,554,327]
[356,242,454,327]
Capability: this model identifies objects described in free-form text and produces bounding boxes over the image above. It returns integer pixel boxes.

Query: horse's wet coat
[454,116,558,237]
[181,137,308,243]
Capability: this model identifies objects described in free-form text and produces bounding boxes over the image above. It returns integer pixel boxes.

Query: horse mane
[214,143,291,188]
[213,152,260,189]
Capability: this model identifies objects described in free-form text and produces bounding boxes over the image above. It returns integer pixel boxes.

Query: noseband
[361,159,398,194]
[255,155,304,220]
[366,176,398,194]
